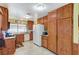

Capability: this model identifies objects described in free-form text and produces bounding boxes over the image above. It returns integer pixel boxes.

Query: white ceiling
[6,3,67,20]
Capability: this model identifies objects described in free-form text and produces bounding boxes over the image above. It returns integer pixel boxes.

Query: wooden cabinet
[37,17,44,24]
[57,7,64,19]
[42,36,48,48]
[27,21,33,30]
[73,43,78,55]
[16,34,24,46]
[0,6,8,30]
[57,4,73,55]
[48,10,57,53]
[30,31,33,40]
[57,18,73,55]
[2,39,16,55]
[63,4,73,18]
[57,3,73,19]
[43,16,48,29]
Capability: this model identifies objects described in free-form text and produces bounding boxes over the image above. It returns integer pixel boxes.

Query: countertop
[42,35,48,36]
[4,36,16,39]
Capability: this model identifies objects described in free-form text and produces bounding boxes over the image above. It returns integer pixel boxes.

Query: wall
[0,3,8,8]
[73,4,78,43]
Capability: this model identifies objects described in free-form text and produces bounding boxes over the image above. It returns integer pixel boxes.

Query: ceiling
[1,3,68,20]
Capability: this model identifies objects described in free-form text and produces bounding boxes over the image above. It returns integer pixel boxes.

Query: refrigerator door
[33,24,44,46]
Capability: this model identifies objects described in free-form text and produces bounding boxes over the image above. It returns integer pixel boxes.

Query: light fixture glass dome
[33,3,47,11]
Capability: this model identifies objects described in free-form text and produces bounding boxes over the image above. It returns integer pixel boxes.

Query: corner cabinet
[0,6,8,30]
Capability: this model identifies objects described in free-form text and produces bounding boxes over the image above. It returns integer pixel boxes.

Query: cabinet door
[57,18,73,55]
[43,16,48,29]
[64,4,73,18]
[42,36,48,48]
[37,18,44,24]
[1,7,8,30]
[48,11,57,53]
[4,39,16,55]
[57,7,64,19]
[30,31,33,40]
[27,21,33,30]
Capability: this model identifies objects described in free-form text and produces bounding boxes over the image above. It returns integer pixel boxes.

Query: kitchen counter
[4,36,16,39]
[42,35,48,36]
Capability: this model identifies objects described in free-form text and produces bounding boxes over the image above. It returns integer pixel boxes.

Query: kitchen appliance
[43,31,48,35]
[33,24,44,46]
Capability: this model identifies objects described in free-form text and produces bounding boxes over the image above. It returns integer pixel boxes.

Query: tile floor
[14,41,55,55]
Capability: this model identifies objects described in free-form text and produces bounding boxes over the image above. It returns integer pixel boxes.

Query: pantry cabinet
[57,4,73,55]
[57,18,73,55]
[48,10,57,53]
[0,6,8,30]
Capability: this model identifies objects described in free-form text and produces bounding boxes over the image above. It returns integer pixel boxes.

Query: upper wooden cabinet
[27,21,33,30]
[63,4,73,18]
[37,17,44,24]
[0,6,8,30]
[43,16,48,29]
[57,3,73,19]
[57,7,64,19]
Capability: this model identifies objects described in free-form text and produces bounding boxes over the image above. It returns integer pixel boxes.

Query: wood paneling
[48,10,57,53]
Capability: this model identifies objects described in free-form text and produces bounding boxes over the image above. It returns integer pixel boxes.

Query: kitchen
[0,3,78,55]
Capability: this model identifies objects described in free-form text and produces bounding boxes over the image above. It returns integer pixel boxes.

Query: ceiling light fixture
[25,13,32,19]
[33,3,47,11]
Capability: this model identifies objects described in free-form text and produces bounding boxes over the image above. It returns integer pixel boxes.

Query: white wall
[73,4,78,43]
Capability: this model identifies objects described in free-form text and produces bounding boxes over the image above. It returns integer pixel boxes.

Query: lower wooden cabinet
[73,43,78,55]
[1,38,16,55]
[42,36,48,48]
[4,39,15,55]
[16,34,24,45]
[29,31,33,40]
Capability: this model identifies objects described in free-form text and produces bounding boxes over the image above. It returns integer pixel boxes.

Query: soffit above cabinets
[1,3,68,20]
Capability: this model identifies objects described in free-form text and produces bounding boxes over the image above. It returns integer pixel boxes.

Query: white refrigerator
[33,24,44,46]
